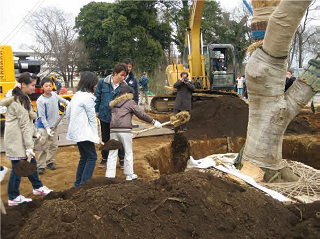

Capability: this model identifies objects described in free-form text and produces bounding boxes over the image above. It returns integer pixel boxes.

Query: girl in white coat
[66,72,99,186]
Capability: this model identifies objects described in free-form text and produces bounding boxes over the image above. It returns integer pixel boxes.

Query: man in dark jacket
[284,70,296,92]
[139,72,149,106]
[173,72,195,131]
[122,58,139,104]
[212,53,227,72]
[95,63,128,168]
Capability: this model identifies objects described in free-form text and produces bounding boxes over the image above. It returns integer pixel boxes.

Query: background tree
[287,0,318,69]
[75,1,172,73]
[26,7,78,87]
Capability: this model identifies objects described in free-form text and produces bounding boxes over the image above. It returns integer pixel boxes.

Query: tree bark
[243,0,315,170]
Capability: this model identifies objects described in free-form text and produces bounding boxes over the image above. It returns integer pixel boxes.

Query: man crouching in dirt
[173,72,195,131]
[105,85,162,181]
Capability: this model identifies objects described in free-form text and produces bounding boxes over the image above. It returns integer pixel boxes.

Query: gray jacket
[173,79,195,111]
[109,93,153,130]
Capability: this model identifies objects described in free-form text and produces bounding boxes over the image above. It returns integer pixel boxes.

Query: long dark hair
[77,71,98,93]
[12,72,35,111]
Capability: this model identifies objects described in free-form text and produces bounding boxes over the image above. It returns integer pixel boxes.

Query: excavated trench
[144,134,320,175]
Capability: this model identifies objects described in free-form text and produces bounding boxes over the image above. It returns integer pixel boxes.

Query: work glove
[46,128,54,137]
[153,120,162,129]
[26,149,35,159]
[35,132,41,140]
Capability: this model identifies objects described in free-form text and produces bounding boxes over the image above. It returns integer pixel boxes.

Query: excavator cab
[207,44,236,91]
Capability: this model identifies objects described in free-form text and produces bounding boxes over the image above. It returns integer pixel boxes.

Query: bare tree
[26,7,78,87]
[287,0,318,69]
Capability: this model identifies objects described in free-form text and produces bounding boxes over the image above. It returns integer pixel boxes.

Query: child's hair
[122,58,133,66]
[119,85,134,96]
[12,72,36,111]
[41,77,54,87]
[77,71,98,93]
[114,63,128,75]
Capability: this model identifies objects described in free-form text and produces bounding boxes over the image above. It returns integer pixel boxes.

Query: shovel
[99,139,123,151]
[97,119,123,151]
[14,154,37,177]
[133,111,190,137]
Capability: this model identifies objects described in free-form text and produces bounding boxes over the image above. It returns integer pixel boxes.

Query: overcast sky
[0,0,318,52]
[0,0,242,51]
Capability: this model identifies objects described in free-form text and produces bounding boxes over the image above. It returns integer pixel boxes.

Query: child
[0,72,53,206]
[105,85,162,180]
[66,71,99,186]
[95,64,128,168]
[36,77,69,174]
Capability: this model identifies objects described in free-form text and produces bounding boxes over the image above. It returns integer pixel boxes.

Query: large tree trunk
[243,0,315,170]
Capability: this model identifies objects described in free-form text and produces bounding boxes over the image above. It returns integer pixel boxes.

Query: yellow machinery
[0,45,72,125]
[151,0,238,112]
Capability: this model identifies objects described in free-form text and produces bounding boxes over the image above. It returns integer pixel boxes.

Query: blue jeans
[8,157,43,200]
[238,88,243,98]
[75,141,97,187]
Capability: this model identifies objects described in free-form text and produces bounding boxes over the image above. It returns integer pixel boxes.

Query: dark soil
[186,97,249,140]
[286,116,318,135]
[170,133,190,173]
[2,171,320,239]
[186,96,319,140]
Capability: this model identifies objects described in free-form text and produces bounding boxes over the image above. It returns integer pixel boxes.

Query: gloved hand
[26,149,35,158]
[35,132,41,140]
[153,120,162,129]
[46,128,54,137]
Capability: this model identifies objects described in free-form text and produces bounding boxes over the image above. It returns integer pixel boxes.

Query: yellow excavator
[0,45,73,125]
[151,0,238,112]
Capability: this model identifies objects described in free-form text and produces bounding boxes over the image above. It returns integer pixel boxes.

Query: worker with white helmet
[212,53,227,72]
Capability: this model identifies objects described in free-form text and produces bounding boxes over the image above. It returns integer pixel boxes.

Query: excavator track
[150,90,239,113]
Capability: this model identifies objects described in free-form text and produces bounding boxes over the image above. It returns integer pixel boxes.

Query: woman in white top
[66,72,99,186]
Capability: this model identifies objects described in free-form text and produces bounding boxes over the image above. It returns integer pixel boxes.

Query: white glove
[46,128,54,137]
[26,149,35,158]
[35,132,41,140]
[153,120,162,129]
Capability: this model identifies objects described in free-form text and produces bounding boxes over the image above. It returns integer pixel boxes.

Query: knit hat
[219,53,225,59]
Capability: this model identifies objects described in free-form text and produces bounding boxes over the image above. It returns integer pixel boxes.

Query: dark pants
[8,157,43,200]
[100,120,124,165]
[174,109,187,131]
[75,141,97,186]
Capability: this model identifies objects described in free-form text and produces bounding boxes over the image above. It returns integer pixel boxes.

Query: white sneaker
[33,186,53,196]
[8,195,32,206]
[126,174,138,181]
[0,166,8,182]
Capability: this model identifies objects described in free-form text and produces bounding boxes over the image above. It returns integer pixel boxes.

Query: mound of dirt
[186,96,249,140]
[3,171,320,239]
[286,116,318,135]
[185,96,319,140]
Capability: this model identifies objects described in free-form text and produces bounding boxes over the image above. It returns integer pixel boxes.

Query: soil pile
[286,116,319,135]
[186,96,249,140]
[2,171,319,239]
[186,96,319,140]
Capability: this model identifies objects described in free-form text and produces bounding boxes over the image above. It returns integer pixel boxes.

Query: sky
[0,0,318,52]
[0,0,241,52]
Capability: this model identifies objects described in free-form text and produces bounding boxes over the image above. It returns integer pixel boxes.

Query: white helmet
[219,53,225,59]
